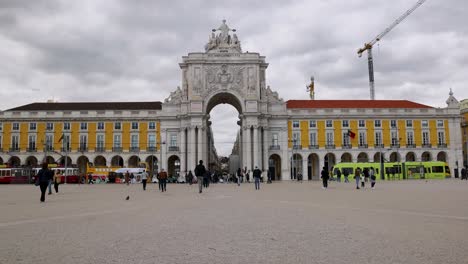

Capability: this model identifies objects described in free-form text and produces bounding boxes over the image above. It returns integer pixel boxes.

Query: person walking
[460,167,467,180]
[141,170,148,190]
[370,169,377,189]
[320,166,329,189]
[53,171,61,193]
[47,169,54,195]
[203,170,210,188]
[187,170,194,185]
[344,169,349,183]
[336,168,342,183]
[253,166,262,190]
[362,168,368,188]
[125,171,130,186]
[158,168,168,192]
[37,163,53,202]
[236,168,242,186]
[267,170,272,183]
[195,160,206,193]
[355,167,362,189]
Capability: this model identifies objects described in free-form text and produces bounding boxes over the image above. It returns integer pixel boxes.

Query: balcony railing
[342,144,352,149]
[27,147,37,152]
[437,143,447,148]
[391,143,400,148]
[9,147,20,152]
[168,146,179,152]
[358,144,368,149]
[325,144,335,149]
[79,146,88,152]
[44,146,54,152]
[147,146,157,152]
[95,147,106,152]
[113,147,122,152]
[406,143,416,148]
[308,144,319,149]
[130,147,140,152]
[422,143,432,148]
[61,147,71,152]
[374,143,384,148]
[292,145,302,150]
[269,145,280,150]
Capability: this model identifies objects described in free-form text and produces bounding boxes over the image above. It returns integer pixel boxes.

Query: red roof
[286,100,433,109]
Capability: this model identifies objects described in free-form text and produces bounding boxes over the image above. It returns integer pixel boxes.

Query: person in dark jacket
[187,170,194,185]
[37,163,53,202]
[194,160,206,193]
[362,168,369,188]
[253,166,262,190]
[320,167,329,189]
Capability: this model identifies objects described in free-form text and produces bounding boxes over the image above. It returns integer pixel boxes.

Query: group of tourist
[35,162,61,202]
[321,166,377,190]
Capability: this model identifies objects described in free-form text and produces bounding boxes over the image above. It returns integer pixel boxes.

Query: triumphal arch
[160,20,289,179]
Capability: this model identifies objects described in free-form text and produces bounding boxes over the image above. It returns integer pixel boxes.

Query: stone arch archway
[145,155,158,177]
[389,152,400,162]
[373,152,382,163]
[436,151,447,162]
[128,156,140,167]
[324,153,336,172]
[422,152,432,161]
[167,155,180,178]
[268,154,281,181]
[357,152,369,162]
[9,156,21,167]
[406,152,416,162]
[25,156,38,167]
[77,156,89,174]
[341,153,352,163]
[308,154,320,180]
[291,153,303,180]
[57,156,72,167]
[45,156,55,165]
[94,155,107,166]
[111,156,124,167]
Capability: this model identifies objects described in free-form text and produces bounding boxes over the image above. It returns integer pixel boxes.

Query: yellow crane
[358,0,427,100]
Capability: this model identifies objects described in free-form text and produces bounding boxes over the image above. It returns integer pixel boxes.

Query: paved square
[1,180,467,264]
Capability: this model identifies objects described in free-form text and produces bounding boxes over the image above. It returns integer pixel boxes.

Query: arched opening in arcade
[373,152,382,163]
[77,156,89,174]
[25,156,38,167]
[308,153,320,180]
[145,155,158,177]
[357,152,369,163]
[111,156,124,167]
[57,156,72,167]
[389,152,400,162]
[436,151,447,162]
[324,153,336,173]
[0,157,3,165]
[290,153,303,180]
[406,152,416,162]
[341,153,352,163]
[9,156,21,167]
[421,152,432,161]
[128,156,140,167]
[94,156,107,167]
[167,155,180,178]
[268,154,281,181]
[45,156,55,165]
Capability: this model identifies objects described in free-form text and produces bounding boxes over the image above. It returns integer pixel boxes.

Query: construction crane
[358,0,426,100]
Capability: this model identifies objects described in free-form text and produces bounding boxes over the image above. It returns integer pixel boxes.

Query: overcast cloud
[1,0,467,156]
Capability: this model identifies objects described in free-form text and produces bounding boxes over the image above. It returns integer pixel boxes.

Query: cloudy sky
[1,0,467,156]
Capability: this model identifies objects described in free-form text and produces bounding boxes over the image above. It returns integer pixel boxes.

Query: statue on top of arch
[205,20,242,53]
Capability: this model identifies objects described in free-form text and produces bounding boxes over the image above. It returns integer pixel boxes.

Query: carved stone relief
[204,64,244,95]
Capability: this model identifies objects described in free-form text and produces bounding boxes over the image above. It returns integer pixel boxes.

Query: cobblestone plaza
[1,181,467,264]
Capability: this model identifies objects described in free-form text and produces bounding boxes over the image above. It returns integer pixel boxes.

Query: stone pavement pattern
[1,180,467,264]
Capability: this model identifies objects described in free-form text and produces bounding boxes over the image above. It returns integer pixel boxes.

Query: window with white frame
[114,122,121,130]
[342,120,349,128]
[326,132,334,145]
[421,120,428,128]
[29,123,36,131]
[390,120,397,128]
[79,135,87,150]
[406,120,413,128]
[309,120,316,128]
[292,121,299,128]
[309,132,317,146]
[437,131,445,145]
[375,131,382,146]
[97,122,105,130]
[46,122,53,131]
[11,135,19,150]
[149,122,156,130]
[343,132,350,146]
[62,135,70,151]
[422,131,429,145]
[170,134,177,147]
[437,120,444,128]
[80,122,87,130]
[407,131,414,145]
[45,134,53,151]
[359,132,366,146]
[13,122,20,131]
[113,135,121,148]
[326,120,333,128]
[391,131,399,145]
[148,134,156,148]
[97,134,105,149]
[131,122,138,130]
[28,135,36,150]
[131,134,139,148]
[63,122,70,130]
[358,120,365,128]
[374,120,381,128]
[272,133,279,146]
[292,132,300,146]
